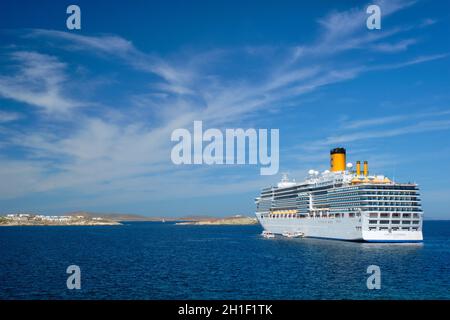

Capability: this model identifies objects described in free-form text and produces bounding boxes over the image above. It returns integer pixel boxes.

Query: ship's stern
[362,230,423,242]
[361,212,424,243]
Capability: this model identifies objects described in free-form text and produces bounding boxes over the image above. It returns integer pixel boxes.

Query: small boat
[261,230,275,238]
[282,231,304,238]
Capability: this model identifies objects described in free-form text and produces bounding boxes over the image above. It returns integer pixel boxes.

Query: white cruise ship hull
[257,214,362,240]
[256,214,423,242]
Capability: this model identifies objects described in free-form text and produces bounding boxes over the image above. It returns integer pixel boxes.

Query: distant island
[175,215,258,225]
[0,213,121,226]
[0,212,258,226]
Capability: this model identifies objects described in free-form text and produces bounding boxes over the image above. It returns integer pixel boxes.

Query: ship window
[412,220,420,224]
[402,227,410,230]
[392,220,400,224]
[380,220,389,224]
[403,221,411,224]
[369,220,377,224]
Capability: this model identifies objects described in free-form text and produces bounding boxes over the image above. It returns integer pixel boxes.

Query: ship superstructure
[255,148,423,242]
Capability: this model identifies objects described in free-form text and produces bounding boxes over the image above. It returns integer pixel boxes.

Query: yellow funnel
[330,148,346,172]
[363,161,369,176]
[356,161,361,176]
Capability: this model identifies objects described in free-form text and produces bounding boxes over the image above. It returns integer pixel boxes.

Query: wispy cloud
[342,110,450,130]
[0,159,44,199]
[295,108,450,155]
[371,53,449,71]
[26,29,195,96]
[0,110,21,122]
[371,38,417,53]
[299,0,416,57]
[419,18,437,28]
[327,118,450,144]
[0,51,81,114]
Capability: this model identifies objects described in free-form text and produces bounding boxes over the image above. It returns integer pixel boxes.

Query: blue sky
[0,0,449,218]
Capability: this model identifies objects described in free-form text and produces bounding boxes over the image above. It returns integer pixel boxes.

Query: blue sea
[0,221,449,300]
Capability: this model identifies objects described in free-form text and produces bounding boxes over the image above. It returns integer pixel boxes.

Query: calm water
[0,221,449,300]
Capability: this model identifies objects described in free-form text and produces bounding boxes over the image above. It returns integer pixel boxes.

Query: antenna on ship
[392,162,397,183]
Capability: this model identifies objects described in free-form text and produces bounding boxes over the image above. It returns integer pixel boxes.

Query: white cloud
[327,118,450,144]
[303,0,416,57]
[371,39,417,53]
[419,18,437,28]
[294,109,450,156]
[0,51,81,114]
[0,110,22,122]
[370,53,449,71]
[27,29,194,95]
[342,110,450,130]
[0,159,44,199]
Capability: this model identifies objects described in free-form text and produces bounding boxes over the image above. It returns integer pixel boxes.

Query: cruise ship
[255,148,423,242]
